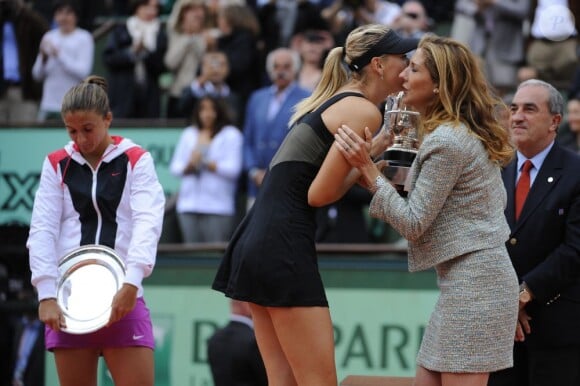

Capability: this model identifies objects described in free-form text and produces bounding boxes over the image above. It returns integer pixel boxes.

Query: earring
[433,88,439,94]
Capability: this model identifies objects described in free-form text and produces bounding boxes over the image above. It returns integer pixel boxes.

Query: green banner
[44,285,437,385]
[0,128,182,225]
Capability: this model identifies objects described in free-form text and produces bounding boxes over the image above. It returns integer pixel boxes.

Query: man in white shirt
[518,0,578,87]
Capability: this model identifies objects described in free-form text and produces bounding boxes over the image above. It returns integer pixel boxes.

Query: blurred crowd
[2,0,579,119]
[1,0,579,245]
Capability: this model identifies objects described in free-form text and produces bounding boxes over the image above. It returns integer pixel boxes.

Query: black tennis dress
[212,92,364,307]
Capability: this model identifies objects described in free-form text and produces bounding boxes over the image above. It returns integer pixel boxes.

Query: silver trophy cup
[381,91,420,192]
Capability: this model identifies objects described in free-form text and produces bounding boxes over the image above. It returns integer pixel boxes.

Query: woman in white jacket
[27,75,165,386]
[170,95,243,242]
[32,1,93,122]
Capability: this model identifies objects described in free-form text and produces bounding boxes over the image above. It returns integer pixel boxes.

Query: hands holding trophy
[381,91,420,194]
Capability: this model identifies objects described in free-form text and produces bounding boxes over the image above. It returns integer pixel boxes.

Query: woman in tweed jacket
[335,35,519,386]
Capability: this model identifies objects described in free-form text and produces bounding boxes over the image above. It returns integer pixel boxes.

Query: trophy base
[384,148,416,167]
[382,164,412,187]
[383,149,416,197]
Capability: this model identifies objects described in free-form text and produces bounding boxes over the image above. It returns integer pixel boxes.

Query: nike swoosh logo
[112,172,121,176]
[133,334,144,340]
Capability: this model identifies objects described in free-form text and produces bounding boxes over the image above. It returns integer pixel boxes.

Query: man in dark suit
[207,300,267,386]
[488,79,580,386]
[0,0,48,124]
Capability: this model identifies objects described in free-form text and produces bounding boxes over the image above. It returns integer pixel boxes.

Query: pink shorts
[45,297,154,351]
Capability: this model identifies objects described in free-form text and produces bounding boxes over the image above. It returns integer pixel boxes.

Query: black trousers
[488,342,580,386]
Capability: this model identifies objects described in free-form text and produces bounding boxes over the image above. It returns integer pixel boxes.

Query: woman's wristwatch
[519,282,533,304]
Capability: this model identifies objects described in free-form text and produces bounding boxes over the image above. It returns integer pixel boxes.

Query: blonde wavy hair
[418,34,514,166]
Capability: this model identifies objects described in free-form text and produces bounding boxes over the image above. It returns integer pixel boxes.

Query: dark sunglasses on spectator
[405,12,420,19]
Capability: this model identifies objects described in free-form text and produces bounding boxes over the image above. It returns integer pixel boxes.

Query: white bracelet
[371,175,387,194]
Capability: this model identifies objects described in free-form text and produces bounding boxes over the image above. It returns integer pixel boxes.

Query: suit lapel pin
[547,177,554,183]
[559,208,564,215]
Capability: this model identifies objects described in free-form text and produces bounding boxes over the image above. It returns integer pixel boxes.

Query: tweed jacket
[370,123,511,272]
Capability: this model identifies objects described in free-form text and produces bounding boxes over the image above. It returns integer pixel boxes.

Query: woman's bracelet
[370,175,387,194]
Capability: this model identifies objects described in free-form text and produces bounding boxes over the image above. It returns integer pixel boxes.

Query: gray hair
[266,48,301,78]
[517,79,564,116]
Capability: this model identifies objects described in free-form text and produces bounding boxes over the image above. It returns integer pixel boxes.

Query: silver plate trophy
[382,91,420,192]
[57,244,125,334]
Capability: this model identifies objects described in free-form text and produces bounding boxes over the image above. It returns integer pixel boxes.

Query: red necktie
[515,160,533,220]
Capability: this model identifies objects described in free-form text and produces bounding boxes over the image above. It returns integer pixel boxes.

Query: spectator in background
[32,1,94,122]
[321,0,357,46]
[169,96,243,243]
[292,0,331,40]
[421,0,455,26]
[9,291,44,386]
[488,80,580,386]
[289,1,334,90]
[255,0,290,63]
[454,0,529,96]
[207,300,267,386]
[255,0,283,63]
[215,2,262,119]
[392,0,431,39]
[556,93,580,153]
[31,0,98,31]
[293,30,333,91]
[164,0,208,119]
[257,0,298,49]
[354,0,402,27]
[103,0,167,119]
[243,47,310,210]
[178,50,241,124]
[449,0,476,45]
[321,0,401,45]
[203,0,221,30]
[517,0,578,88]
[0,0,48,124]
[68,0,99,31]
